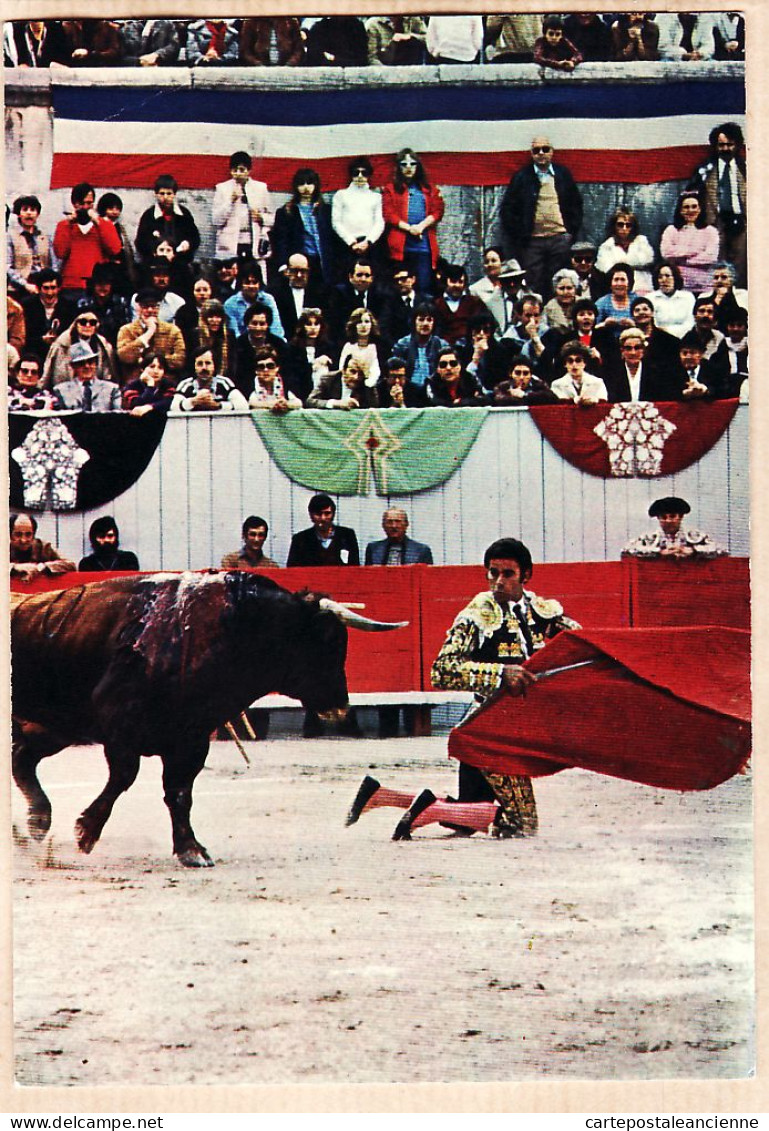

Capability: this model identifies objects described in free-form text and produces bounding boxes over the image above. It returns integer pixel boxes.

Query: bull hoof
[176,844,214,868]
[28,806,51,841]
[74,818,98,854]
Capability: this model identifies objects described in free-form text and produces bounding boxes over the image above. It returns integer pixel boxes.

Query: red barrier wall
[10,560,749,693]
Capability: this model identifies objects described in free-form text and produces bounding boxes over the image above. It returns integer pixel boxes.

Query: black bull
[11,571,403,867]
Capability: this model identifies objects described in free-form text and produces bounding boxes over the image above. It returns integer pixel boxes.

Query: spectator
[550,341,608,404]
[365,15,427,66]
[610,12,660,61]
[688,123,747,287]
[135,175,201,289]
[51,340,122,412]
[8,20,71,67]
[533,16,583,71]
[176,273,217,350]
[21,270,75,362]
[485,15,541,63]
[330,258,393,345]
[425,16,483,64]
[500,137,583,301]
[271,168,336,286]
[603,326,672,403]
[272,253,328,342]
[622,497,726,559]
[432,264,486,345]
[629,296,681,373]
[468,246,508,330]
[660,191,720,294]
[494,259,532,337]
[303,17,367,67]
[570,298,618,379]
[595,208,655,294]
[190,298,233,380]
[96,193,137,296]
[564,13,613,61]
[212,151,274,279]
[78,516,139,571]
[122,352,177,417]
[568,241,606,302]
[392,303,448,390]
[500,293,558,375]
[338,308,384,388]
[542,268,578,335]
[387,264,431,343]
[171,345,248,413]
[382,148,445,296]
[287,493,360,567]
[77,264,130,347]
[674,334,723,400]
[10,514,75,581]
[62,19,123,65]
[723,307,748,396]
[238,18,304,66]
[233,302,287,398]
[595,264,638,338]
[120,19,181,66]
[713,12,744,60]
[53,182,123,299]
[42,310,117,388]
[461,313,513,391]
[213,257,239,302]
[655,12,716,61]
[7,195,51,298]
[248,346,303,414]
[307,355,378,410]
[132,259,185,325]
[116,288,186,383]
[331,157,385,272]
[221,516,279,571]
[282,308,337,404]
[8,353,56,412]
[490,355,559,406]
[427,346,485,407]
[186,18,239,66]
[697,262,748,331]
[684,298,730,393]
[376,356,429,408]
[223,260,284,340]
[649,261,696,339]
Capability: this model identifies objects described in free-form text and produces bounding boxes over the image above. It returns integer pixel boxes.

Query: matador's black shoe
[345,775,380,826]
[438,795,476,836]
[392,789,437,841]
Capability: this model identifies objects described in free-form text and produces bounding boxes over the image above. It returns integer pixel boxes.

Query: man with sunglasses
[500,135,583,303]
[569,240,607,301]
[427,346,484,407]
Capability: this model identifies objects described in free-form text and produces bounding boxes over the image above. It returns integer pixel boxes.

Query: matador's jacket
[431,588,580,836]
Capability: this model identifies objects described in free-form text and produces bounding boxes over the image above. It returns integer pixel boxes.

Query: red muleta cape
[448,626,751,791]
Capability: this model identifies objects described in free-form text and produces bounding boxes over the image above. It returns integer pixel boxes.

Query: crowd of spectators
[3,14,745,70]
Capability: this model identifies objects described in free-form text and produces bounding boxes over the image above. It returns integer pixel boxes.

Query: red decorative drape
[528,401,739,478]
[448,627,751,791]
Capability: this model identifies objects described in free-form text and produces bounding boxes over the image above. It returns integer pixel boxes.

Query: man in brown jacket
[116,288,186,382]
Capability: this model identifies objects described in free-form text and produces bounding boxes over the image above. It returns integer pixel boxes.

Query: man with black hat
[346,536,579,839]
[51,339,122,411]
[622,497,726,559]
[569,240,606,301]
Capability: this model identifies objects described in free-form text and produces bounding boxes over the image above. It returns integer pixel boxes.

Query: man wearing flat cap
[621,497,726,559]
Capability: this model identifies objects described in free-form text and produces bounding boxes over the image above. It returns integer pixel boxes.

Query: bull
[11,571,404,867]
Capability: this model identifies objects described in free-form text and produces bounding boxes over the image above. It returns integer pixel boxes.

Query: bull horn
[319,597,408,632]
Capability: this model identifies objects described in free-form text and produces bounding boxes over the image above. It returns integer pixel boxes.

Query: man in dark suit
[272,253,327,342]
[286,493,360,567]
[330,258,393,347]
[603,328,675,404]
[688,122,747,286]
[386,265,429,343]
[365,507,433,566]
[630,296,680,374]
[23,270,76,364]
[500,136,583,301]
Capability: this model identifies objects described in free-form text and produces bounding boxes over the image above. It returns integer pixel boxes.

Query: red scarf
[205,20,226,56]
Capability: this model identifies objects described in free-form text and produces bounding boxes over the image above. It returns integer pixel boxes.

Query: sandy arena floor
[11,732,754,1088]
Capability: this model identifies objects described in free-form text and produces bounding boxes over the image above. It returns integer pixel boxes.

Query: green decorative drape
[250,407,488,495]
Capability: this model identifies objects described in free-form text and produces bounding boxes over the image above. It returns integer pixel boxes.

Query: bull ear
[319,597,408,633]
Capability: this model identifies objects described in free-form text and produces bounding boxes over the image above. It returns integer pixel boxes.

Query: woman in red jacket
[382,148,444,297]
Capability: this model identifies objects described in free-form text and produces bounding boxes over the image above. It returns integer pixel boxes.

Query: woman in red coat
[382,147,444,296]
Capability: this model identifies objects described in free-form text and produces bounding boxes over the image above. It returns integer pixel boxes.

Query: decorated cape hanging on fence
[49,76,745,191]
[528,400,739,479]
[9,412,167,513]
[448,627,751,791]
[250,407,487,496]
